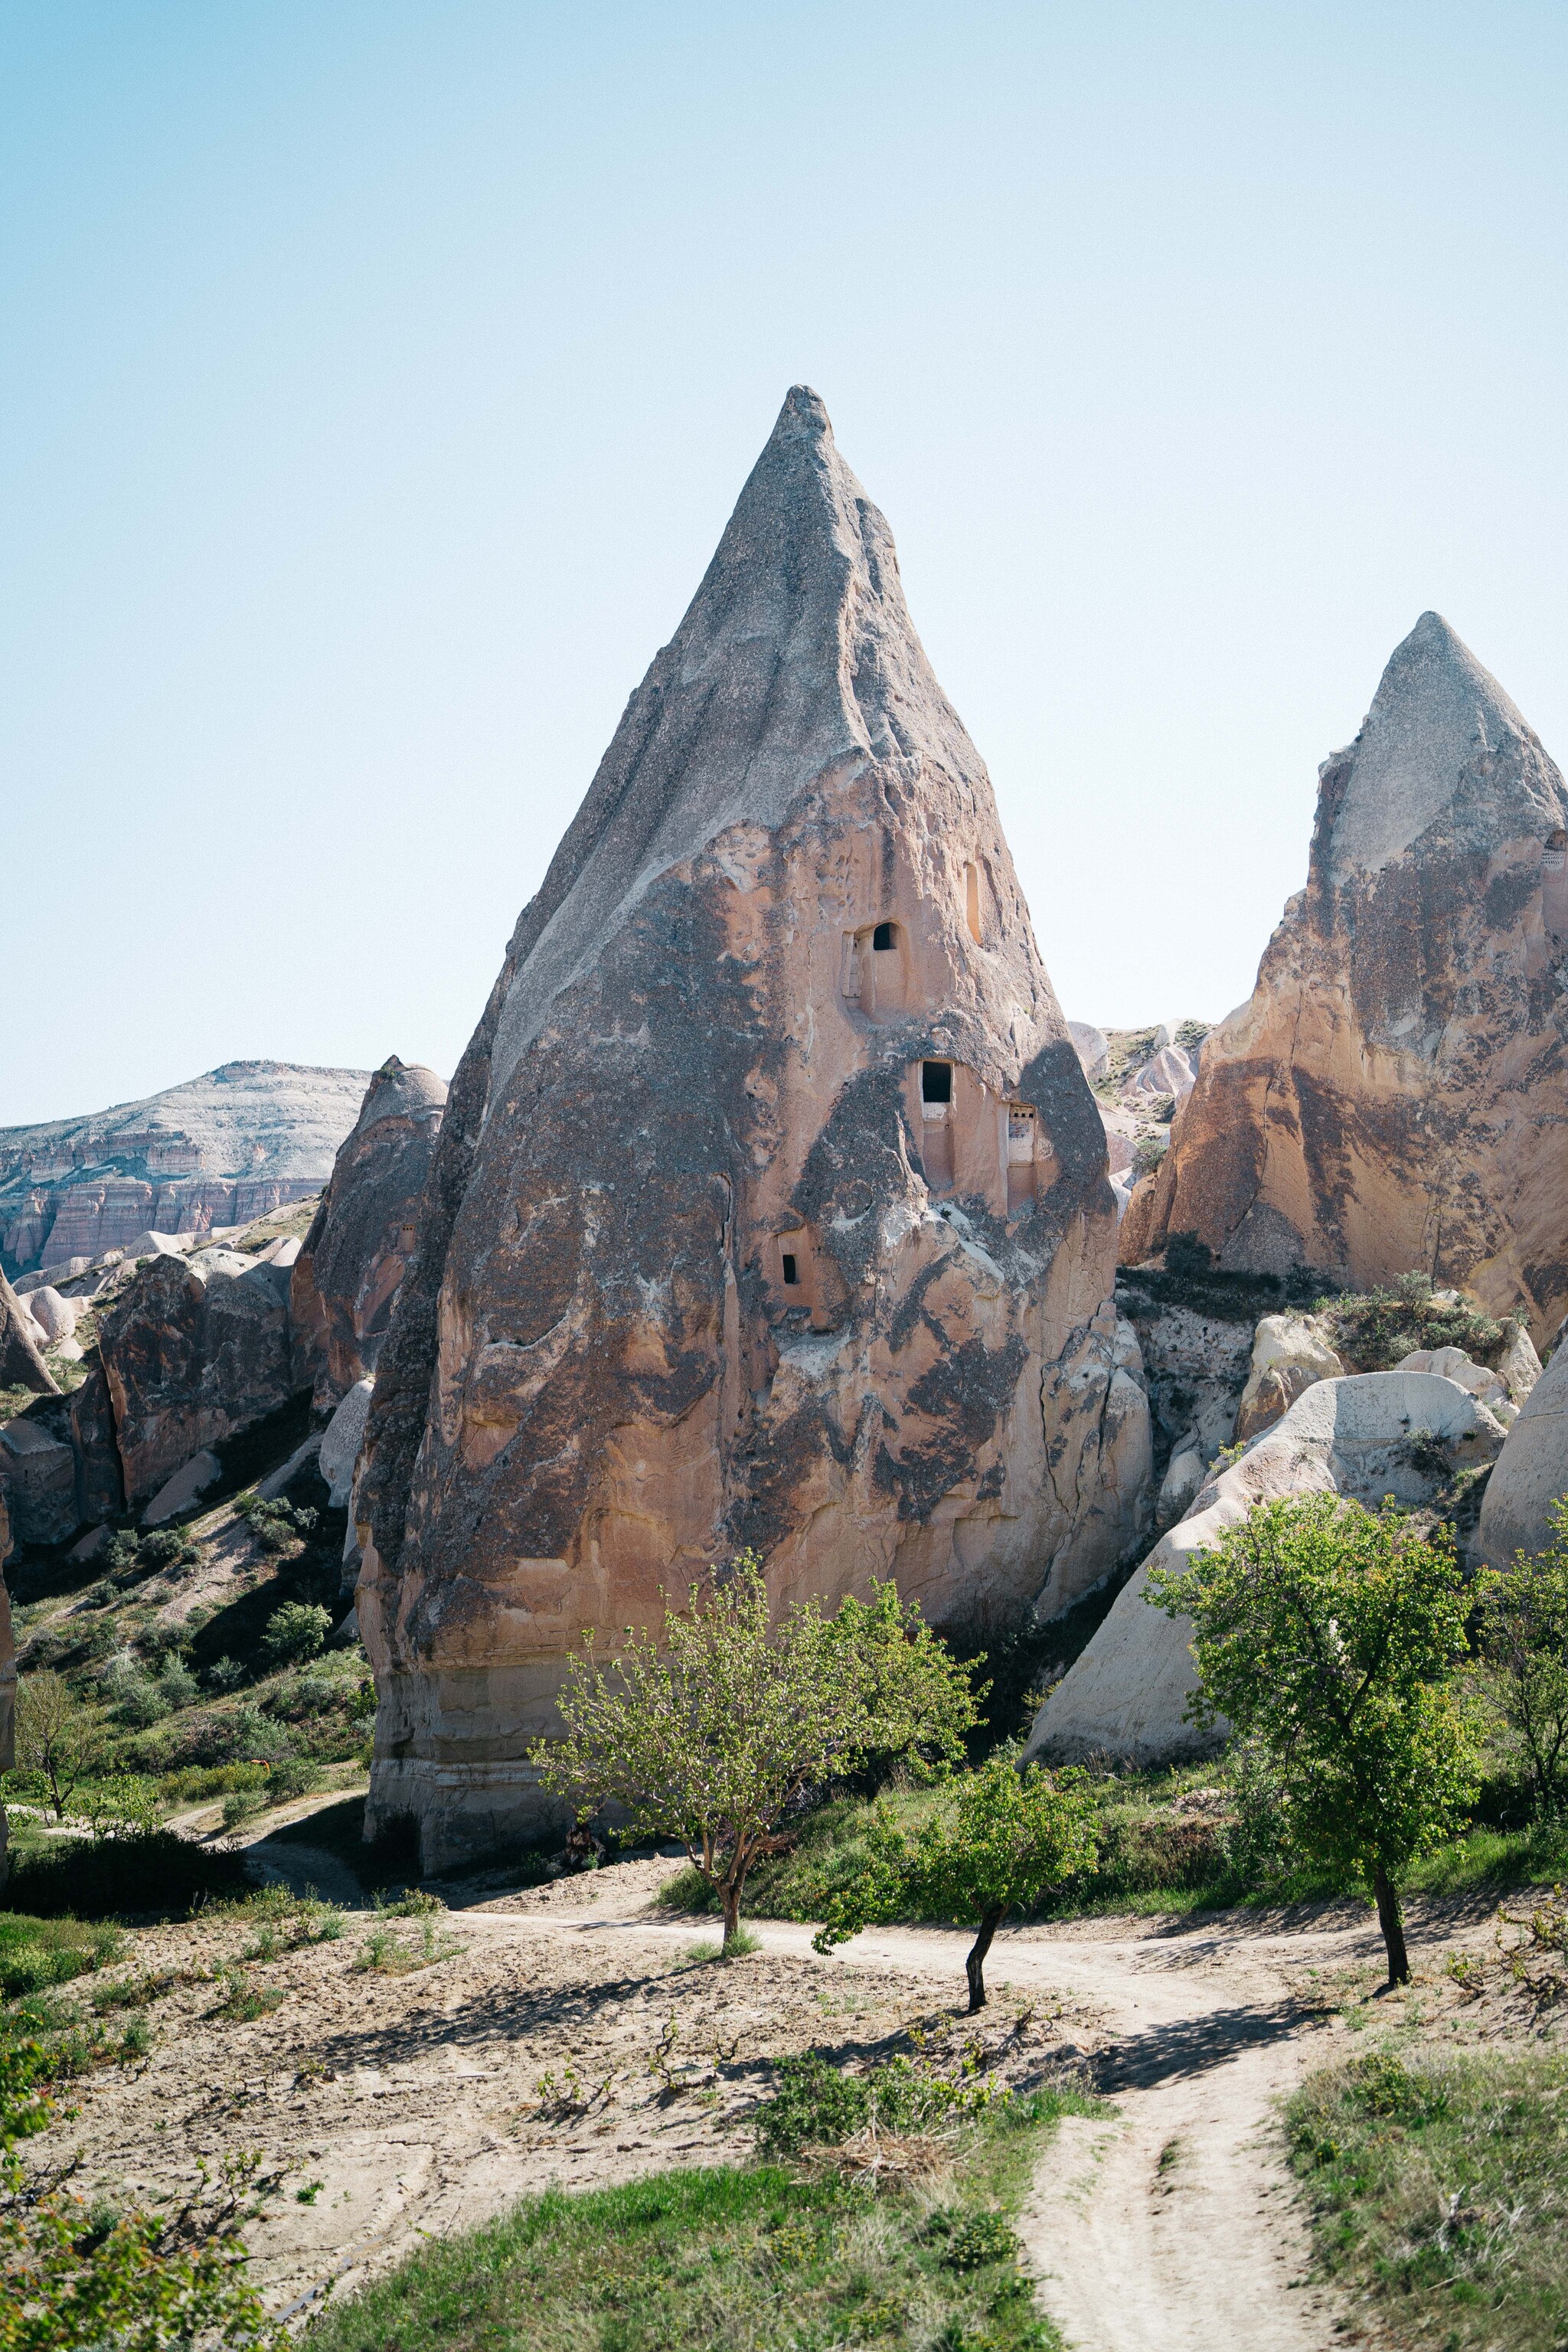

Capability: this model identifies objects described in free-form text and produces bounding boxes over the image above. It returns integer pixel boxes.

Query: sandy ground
[25,1844,1514,2344]
[23,1856,1096,2322]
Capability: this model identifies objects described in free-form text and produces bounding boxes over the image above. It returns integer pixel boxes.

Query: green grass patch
[311,2091,1082,2352]
[0,1912,122,1998]
[1289,2043,1568,2350]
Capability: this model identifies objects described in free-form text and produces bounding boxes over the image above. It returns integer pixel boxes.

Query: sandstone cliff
[291,1059,448,1410]
[0,1061,371,1277]
[358,385,1143,1868]
[1122,615,1568,1338]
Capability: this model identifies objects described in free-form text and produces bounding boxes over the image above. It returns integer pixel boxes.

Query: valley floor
[21,1819,1546,2348]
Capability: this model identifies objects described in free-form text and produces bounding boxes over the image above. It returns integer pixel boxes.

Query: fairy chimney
[356,387,1144,1868]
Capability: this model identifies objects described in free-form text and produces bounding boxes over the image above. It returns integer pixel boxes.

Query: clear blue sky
[5,2,1566,1126]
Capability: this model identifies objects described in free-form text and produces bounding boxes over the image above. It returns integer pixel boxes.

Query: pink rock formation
[1124,614,1568,1338]
[357,386,1144,1869]
[290,1059,448,1410]
[97,1249,297,1503]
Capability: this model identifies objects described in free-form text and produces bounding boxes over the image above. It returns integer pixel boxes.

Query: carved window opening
[920,1061,955,1191]
[1006,1103,1037,1215]
[781,1253,799,1286]
[873,921,897,951]
[844,921,909,1020]
[1547,828,1567,869]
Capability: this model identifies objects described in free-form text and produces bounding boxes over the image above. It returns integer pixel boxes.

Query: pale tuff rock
[25,1288,77,1348]
[1234,1313,1344,1441]
[1124,614,1568,1339]
[1477,1337,1568,1569]
[1068,1022,1110,1080]
[1125,1044,1196,1105]
[1155,1444,1206,1530]
[358,385,1138,1870]
[290,1060,447,1410]
[0,1061,370,1275]
[1497,1321,1544,1405]
[142,1448,223,1527]
[1395,1344,1514,1422]
[319,1378,374,1511]
[0,1271,57,1397]
[1025,1370,1511,1768]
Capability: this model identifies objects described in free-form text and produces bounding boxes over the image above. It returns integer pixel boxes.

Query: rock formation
[290,1060,448,1410]
[1,1271,57,1396]
[97,1247,297,1504]
[1025,1370,1510,1767]
[1477,1338,1568,1568]
[358,385,1144,1869]
[0,1061,371,1276]
[1123,614,1568,1340]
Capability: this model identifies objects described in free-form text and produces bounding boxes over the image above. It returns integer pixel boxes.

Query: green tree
[0,2043,286,2350]
[811,1755,1099,2011]
[1479,1497,1568,1816]
[531,1554,979,1952]
[10,1674,99,1821]
[1146,1494,1483,1985]
[260,1601,331,1668]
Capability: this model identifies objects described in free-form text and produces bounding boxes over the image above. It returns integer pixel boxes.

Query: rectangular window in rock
[782,1252,799,1285]
[1007,1103,1037,1214]
[922,1060,952,1104]
[873,921,896,950]
[920,1061,956,1190]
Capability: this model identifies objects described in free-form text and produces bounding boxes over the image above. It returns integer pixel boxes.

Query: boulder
[357,385,1138,1870]
[0,1418,79,1548]
[1497,1321,1544,1406]
[319,1377,374,1509]
[25,1288,77,1347]
[1477,1339,1568,1567]
[1155,1445,1205,1530]
[0,1272,58,1397]
[1068,1022,1110,1081]
[142,1448,223,1527]
[15,1259,93,1296]
[1024,1370,1509,1767]
[67,1524,112,1563]
[1395,1345,1511,1418]
[1234,1313,1344,1440]
[1122,613,1568,1343]
[97,1249,299,1503]
[289,1060,448,1410]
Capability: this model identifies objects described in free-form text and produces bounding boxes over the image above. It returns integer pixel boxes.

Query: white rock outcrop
[1234,1313,1344,1439]
[1477,1340,1568,1568]
[1024,1370,1510,1768]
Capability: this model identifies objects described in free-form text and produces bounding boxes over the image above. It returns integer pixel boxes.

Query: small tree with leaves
[531,1553,979,1952]
[1146,1494,1483,1985]
[0,2041,287,2350]
[811,1755,1099,2011]
[1479,1496,1568,1817]
[11,1672,100,1821]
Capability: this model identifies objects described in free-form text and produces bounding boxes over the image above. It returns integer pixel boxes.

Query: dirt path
[475,1894,1423,2350]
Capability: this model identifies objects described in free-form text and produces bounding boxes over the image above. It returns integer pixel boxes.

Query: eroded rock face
[290,1060,447,1410]
[0,1061,369,1276]
[98,1249,297,1502]
[358,386,1137,1868]
[1124,615,1568,1338]
[1025,1370,1510,1768]
[1,1272,57,1397]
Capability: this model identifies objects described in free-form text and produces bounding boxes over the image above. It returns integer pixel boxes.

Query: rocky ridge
[0,1061,372,1278]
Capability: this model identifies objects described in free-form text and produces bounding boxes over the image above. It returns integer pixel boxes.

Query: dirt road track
[472,1899,1382,2351]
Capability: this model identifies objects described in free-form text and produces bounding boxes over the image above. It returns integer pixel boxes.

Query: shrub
[207,1656,245,1691]
[1318,1270,1505,1372]
[0,1916,122,2000]
[3,1829,251,1920]
[155,1656,201,1710]
[261,1602,332,1668]
[139,1529,195,1571]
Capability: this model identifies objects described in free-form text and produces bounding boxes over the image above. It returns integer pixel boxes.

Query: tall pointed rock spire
[354,388,1148,1870]
[1124,613,1568,1327]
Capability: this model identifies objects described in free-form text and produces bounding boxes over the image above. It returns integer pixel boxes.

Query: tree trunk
[720,1879,743,1953]
[1373,1863,1409,1987]
[965,1906,1005,2013]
